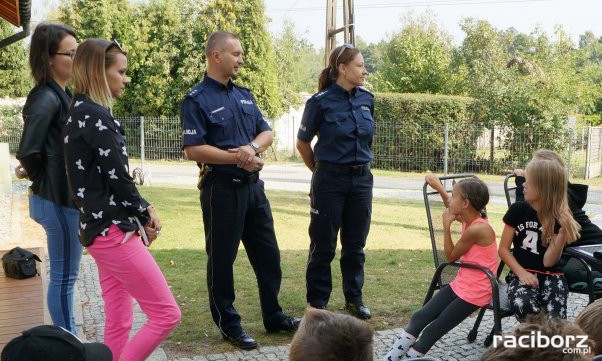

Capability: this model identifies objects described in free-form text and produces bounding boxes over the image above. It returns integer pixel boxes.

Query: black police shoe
[266,315,301,333]
[309,303,327,310]
[222,330,258,350]
[345,302,372,320]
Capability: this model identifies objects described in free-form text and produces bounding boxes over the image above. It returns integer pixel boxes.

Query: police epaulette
[313,90,329,98]
[358,87,374,98]
[186,84,205,98]
[233,83,251,92]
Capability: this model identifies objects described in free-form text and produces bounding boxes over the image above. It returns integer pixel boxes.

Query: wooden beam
[0,0,20,27]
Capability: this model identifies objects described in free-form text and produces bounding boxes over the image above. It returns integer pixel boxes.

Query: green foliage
[230,0,283,117]
[118,0,203,116]
[57,0,131,40]
[372,92,482,172]
[272,19,322,107]
[371,12,455,94]
[55,0,283,118]
[0,21,30,97]
[0,105,23,153]
[454,19,580,162]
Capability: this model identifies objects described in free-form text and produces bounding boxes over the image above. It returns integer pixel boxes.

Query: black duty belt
[204,170,259,185]
[315,162,369,176]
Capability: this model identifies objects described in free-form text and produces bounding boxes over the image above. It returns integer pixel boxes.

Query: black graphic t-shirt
[503,201,563,272]
[63,94,150,247]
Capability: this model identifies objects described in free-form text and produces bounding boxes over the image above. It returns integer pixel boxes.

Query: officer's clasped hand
[228,146,260,170]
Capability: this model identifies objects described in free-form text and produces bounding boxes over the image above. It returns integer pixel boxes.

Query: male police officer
[180,31,300,350]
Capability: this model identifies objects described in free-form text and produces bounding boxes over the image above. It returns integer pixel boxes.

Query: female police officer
[296,44,374,319]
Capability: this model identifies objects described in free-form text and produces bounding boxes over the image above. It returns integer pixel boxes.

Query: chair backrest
[423,173,477,285]
[503,173,517,207]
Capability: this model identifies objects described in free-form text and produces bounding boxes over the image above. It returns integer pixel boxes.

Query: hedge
[372,92,485,172]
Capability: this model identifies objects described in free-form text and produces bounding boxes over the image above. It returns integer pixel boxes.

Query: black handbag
[2,247,41,279]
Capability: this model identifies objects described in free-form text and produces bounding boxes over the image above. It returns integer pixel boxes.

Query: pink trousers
[87,225,181,361]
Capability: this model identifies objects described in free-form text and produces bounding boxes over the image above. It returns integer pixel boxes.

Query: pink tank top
[449,218,498,307]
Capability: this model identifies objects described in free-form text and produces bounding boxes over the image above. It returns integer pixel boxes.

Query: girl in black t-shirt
[500,158,581,320]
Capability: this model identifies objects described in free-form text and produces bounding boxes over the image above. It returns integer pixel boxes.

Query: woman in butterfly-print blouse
[63,39,180,361]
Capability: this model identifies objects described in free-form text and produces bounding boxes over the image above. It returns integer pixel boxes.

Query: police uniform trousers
[306,166,373,307]
[200,174,285,335]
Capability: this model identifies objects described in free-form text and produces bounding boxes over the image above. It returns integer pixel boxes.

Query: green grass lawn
[138,185,507,356]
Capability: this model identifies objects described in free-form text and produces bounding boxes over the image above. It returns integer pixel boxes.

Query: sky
[264,0,602,48]
[28,0,602,49]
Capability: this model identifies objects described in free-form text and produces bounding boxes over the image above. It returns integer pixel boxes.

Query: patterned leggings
[506,271,568,321]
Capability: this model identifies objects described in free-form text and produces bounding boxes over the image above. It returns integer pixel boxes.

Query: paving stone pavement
[76,255,590,361]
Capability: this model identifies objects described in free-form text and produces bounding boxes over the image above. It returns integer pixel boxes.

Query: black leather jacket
[17,80,74,208]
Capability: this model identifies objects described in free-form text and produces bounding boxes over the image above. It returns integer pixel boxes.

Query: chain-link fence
[0,111,599,178]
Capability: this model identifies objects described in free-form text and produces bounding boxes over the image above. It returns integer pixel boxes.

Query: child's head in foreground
[289,307,374,361]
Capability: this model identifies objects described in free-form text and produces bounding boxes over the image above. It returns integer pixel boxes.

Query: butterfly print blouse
[63,94,150,247]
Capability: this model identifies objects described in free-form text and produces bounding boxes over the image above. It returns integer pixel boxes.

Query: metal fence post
[140,116,145,178]
[585,126,592,179]
[0,143,11,194]
[567,116,576,177]
[444,123,449,176]
[291,115,297,159]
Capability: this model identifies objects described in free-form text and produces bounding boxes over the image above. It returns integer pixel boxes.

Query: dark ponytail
[318,67,337,91]
[456,178,490,219]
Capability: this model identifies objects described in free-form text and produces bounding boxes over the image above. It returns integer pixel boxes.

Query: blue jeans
[29,194,82,334]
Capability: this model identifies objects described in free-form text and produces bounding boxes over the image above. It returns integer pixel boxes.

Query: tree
[115,0,203,116]
[457,19,586,161]
[56,0,131,41]
[371,12,455,94]
[213,0,283,117]
[272,19,322,108]
[0,21,30,97]
[56,0,282,118]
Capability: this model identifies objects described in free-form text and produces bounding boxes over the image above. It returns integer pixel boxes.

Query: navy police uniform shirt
[180,73,271,176]
[297,83,374,165]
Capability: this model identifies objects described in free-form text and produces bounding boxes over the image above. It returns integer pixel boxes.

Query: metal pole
[292,115,297,159]
[567,127,573,177]
[585,126,591,179]
[444,123,449,176]
[140,116,145,177]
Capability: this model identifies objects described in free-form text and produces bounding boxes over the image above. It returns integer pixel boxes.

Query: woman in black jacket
[16,23,82,335]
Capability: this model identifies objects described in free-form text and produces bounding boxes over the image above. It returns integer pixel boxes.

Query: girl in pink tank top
[383,176,497,360]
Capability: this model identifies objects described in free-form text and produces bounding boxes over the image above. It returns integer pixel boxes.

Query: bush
[0,105,24,153]
[372,93,484,172]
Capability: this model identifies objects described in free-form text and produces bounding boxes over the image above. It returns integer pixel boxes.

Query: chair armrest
[424,261,499,304]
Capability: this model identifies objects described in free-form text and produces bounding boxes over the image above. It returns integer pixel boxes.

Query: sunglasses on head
[335,43,353,65]
[107,39,124,53]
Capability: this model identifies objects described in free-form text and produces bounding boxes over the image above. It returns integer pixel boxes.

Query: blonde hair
[574,298,602,355]
[532,149,565,167]
[525,159,580,245]
[289,308,374,361]
[72,39,127,110]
